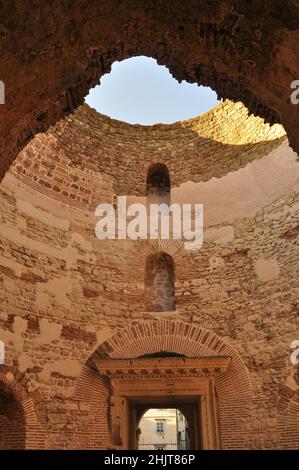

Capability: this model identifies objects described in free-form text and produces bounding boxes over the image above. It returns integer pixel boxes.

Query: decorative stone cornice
[95,356,231,379]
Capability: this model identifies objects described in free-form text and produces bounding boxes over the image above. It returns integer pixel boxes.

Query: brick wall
[7,101,285,210]
[0,103,297,449]
[145,252,175,312]
[0,383,25,449]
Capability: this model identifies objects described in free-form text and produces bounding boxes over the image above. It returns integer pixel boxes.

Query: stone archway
[277,380,299,449]
[0,366,47,449]
[0,2,298,179]
[75,320,253,449]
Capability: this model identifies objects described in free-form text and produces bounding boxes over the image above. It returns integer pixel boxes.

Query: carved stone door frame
[95,356,231,450]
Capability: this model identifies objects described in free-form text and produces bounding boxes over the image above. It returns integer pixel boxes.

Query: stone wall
[0,104,298,449]
[145,252,175,312]
[1,1,299,178]
[9,102,285,209]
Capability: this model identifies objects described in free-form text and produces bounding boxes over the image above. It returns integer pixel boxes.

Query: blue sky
[85,56,220,125]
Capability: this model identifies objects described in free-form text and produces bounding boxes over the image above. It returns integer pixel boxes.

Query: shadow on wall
[6,102,289,215]
[0,381,25,449]
[0,365,47,450]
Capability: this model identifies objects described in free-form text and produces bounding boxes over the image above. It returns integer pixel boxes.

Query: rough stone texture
[145,252,175,312]
[0,1,299,180]
[0,102,298,449]
[8,101,286,208]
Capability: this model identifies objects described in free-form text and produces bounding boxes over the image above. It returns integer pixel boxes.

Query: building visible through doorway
[138,408,189,450]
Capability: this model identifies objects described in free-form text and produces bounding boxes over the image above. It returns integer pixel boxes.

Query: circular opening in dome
[84,56,220,125]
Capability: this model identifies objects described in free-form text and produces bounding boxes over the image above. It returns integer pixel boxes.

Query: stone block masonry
[0,101,298,449]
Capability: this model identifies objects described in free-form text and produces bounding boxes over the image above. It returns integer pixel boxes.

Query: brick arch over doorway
[75,320,253,449]
[277,381,299,449]
[0,2,299,179]
[0,366,47,449]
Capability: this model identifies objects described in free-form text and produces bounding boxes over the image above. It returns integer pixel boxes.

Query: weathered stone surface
[6,101,286,208]
[0,101,298,449]
[0,1,299,179]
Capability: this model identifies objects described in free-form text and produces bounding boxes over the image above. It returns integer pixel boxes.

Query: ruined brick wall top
[7,100,285,209]
[0,1,298,179]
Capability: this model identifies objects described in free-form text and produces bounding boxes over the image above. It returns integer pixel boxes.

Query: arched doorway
[0,366,46,449]
[95,355,228,449]
[75,321,253,450]
[2,2,297,180]
[0,381,26,449]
